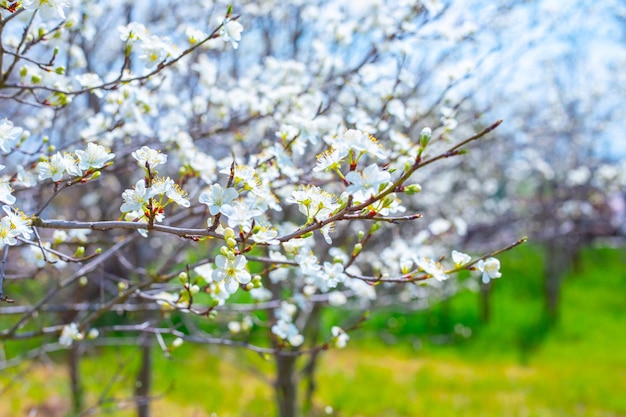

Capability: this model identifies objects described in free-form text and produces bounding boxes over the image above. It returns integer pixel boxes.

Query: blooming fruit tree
[0,0,525,415]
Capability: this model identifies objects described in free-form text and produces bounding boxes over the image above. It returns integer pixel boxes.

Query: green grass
[2,245,626,416]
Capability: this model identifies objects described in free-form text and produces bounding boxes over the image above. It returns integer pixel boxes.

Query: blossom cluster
[120,146,189,231]
[38,143,115,182]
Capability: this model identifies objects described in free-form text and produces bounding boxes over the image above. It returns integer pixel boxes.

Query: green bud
[178,291,190,303]
[370,222,381,233]
[95,248,102,254]
[352,243,363,257]
[223,228,236,240]
[74,246,85,257]
[55,66,65,75]
[31,74,42,84]
[19,66,28,78]
[244,283,253,291]
[419,127,432,147]
[226,237,237,248]
[357,230,365,240]
[178,272,188,284]
[89,171,101,180]
[208,310,218,320]
[79,276,88,287]
[301,231,314,239]
[220,246,230,256]
[54,93,69,106]
[405,184,422,195]
[118,281,128,293]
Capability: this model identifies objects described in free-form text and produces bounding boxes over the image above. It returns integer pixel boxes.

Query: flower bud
[223,228,236,240]
[419,127,432,147]
[74,246,85,257]
[118,281,128,293]
[405,184,422,195]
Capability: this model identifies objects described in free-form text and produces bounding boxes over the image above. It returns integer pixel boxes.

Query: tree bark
[135,335,152,417]
[69,343,84,416]
[302,304,322,416]
[544,237,574,323]
[275,353,299,417]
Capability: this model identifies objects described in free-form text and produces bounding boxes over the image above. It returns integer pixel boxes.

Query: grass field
[2,245,625,416]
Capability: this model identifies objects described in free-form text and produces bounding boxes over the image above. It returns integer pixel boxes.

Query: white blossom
[220,19,244,49]
[415,257,448,282]
[199,184,238,215]
[120,180,154,213]
[23,0,69,20]
[0,119,23,154]
[477,258,502,284]
[331,326,349,348]
[451,250,472,267]
[59,323,83,347]
[212,254,251,294]
[132,146,167,169]
[271,320,303,346]
[75,142,115,171]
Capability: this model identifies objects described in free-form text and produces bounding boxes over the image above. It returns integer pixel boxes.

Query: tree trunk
[275,354,298,417]
[544,237,576,323]
[302,304,322,416]
[135,335,152,417]
[69,343,84,416]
